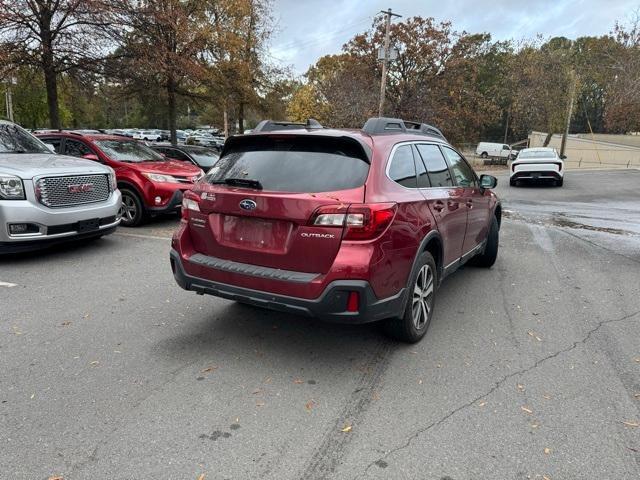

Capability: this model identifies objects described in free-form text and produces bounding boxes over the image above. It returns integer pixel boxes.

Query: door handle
[433,200,445,212]
[447,200,458,209]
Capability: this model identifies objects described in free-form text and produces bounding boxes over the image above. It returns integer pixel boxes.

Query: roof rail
[253,118,323,133]
[362,117,445,140]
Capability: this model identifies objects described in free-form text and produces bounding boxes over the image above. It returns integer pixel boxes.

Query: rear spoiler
[220,133,372,163]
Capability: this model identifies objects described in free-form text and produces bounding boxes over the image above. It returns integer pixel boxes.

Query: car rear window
[518,150,557,159]
[205,135,370,193]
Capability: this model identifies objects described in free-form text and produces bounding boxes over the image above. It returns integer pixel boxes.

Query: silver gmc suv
[0,120,121,253]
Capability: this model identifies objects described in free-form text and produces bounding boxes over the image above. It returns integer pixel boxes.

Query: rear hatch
[186,134,371,274]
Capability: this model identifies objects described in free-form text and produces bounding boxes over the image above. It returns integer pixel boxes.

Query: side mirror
[479,174,497,189]
[82,153,99,161]
[44,143,56,153]
[560,154,567,160]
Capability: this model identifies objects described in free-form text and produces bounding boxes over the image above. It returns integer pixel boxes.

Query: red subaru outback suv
[170,118,501,342]
[36,132,203,226]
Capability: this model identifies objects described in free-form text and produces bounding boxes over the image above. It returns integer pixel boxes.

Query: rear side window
[416,144,453,187]
[64,139,92,157]
[206,135,370,193]
[388,145,417,188]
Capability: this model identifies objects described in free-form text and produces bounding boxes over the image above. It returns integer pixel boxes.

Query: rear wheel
[119,188,145,227]
[556,178,563,187]
[383,252,437,343]
[471,215,499,268]
[510,178,517,187]
[480,152,488,159]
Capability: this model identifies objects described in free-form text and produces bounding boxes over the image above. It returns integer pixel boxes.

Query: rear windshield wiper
[210,178,263,190]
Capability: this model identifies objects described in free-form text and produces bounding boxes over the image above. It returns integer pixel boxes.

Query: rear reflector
[346,291,359,312]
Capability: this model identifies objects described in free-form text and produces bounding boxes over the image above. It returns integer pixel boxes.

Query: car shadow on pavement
[0,234,120,264]
[154,299,390,367]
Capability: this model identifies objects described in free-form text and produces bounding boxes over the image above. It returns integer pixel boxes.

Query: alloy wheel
[412,264,434,330]
[119,194,137,223]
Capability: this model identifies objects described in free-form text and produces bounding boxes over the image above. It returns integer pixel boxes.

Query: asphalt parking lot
[1,169,639,480]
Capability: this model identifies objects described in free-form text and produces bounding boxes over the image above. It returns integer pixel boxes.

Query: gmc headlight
[107,169,117,191]
[0,175,25,200]
[142,172,177,183]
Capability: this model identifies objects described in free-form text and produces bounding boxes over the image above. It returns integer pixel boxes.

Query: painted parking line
[0,281,18,288]
[114,231,172,241]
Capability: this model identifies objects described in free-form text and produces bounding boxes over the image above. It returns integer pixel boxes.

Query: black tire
[480,152,488,159]
[383,251,437,343]
[119,188,145,227]
[510,178,517,187]
[556,178,563,187]
[471,215,499,268]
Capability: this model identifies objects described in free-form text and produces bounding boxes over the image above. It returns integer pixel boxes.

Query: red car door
[441,146,490,257]
[414,143,467,269]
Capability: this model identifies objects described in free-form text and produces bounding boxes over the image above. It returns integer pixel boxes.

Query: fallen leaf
[305,400,316,411]
[521,406,533,414]
[293,378,304,384]
[543,394,552,400]
[48,476,64,480]
[90,361,99,366]
[531,423,539,429]
[418,379,423,384]
[517,384,525,391]
[252,388,262,395]
[197,474,205,480]
[634,357,640,363]
[622,421,639,427]
[61,321,71,326]
[544,447,551,454]
[635,393,640,398]
[340,424,352,433]
[543,475,551,480]
[256,401,265,407]
[263,376,272,384]
[201,366,218,373]
[478,401,486,407]
[30,393,35,399]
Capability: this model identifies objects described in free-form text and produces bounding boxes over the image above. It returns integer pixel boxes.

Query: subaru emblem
[239,199,257,211]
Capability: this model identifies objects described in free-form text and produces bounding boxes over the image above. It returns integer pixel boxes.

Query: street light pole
[377,8,401,117]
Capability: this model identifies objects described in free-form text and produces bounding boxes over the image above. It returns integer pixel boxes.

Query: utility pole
[378,8,401,117]
[5,76,16,123]
[560,71,577,158]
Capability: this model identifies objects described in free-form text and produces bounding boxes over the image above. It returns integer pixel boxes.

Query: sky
[270,0,638,75]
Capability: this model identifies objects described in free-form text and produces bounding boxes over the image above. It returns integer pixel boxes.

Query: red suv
[36,132,204,226]
[170,118,501,343]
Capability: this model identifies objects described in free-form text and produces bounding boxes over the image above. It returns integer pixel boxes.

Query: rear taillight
[308,203,397,241]
[512,162,516,172]
[557,162,563,172]
[181,190,200,219]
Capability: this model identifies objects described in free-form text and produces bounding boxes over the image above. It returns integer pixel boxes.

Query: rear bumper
[169,249,405,324]
[511,170,562,181]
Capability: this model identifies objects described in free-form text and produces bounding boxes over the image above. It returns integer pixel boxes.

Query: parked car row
[4,116,504,345]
